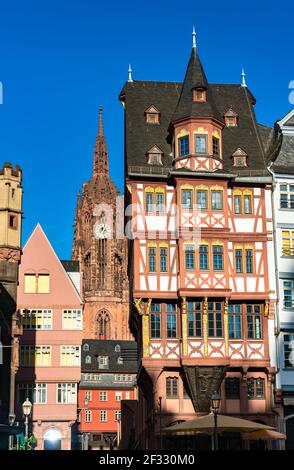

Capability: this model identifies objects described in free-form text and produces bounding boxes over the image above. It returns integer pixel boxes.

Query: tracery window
[97,309,111,339]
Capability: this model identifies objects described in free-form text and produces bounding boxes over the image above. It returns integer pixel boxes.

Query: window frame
[181,189,193,210]
[184,244,195,270]
[283,281,294,309]
[62,309,82,330]
[150,303,161,339]
[207,301,223,338]
[196,189,208,210]
[212,245,224,271]
[225,377,240,399]
[60,345,81,367]
[187,301,202,338]
[247,377,265,400]
[282,230,294,257]
[211,190,223,211]
[228,305,242,339]
[178,136,190,157]
[100,391,108,401]
[166,304,177,339]
[212,136,220,157]
[246,304,262,340]
[195,134,208,154]
[148,246,157,273]
[21,309,52,330]
[283,333,294,368]
[280,183,294,210]
[166,377,178,399]
[57,383,77,404]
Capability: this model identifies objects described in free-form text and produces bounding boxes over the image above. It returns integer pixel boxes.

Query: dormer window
[193,88,206,102]
[85,355,91,364]
[224,108,238,127]
[232,148,248,167]
[147,145,163,165]
[145,105,160,124]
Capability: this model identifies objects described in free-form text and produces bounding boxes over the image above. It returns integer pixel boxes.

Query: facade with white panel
[268,109,294,448]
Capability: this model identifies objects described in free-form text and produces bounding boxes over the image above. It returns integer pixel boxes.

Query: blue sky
[0,0,293,258]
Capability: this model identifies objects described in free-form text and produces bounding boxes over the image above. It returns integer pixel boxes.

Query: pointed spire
[128,64,133,82]
[192,26,196,49]
[172,41,221,123]
[241,66,247,87]
[93,106,108,176]
[98,105,104,136]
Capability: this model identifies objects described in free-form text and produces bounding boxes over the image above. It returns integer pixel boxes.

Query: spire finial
[98,105,104,136]
[192,26,196,49]
[241,66,247,87]
[128,64,133,82]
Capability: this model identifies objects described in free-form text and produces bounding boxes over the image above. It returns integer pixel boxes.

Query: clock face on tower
[94,222,111,239]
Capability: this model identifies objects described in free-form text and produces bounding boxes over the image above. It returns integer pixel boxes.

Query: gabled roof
[145,104,160,114]
[277,108,294,130]
[19,224,82,305]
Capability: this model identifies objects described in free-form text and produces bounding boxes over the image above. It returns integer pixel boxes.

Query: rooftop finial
[98,105,104,137]
[192,26,196,49]
[241,66,247,87]
[128,64,133,82]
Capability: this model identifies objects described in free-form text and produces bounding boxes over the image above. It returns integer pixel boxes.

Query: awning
[164,414,274,435]
[242,429,286,440]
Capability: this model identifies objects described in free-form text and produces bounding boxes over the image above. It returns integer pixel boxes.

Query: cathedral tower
[0,163,23,446]
[72,107,132,340]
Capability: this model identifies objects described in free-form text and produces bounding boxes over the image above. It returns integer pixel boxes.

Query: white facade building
[269,109,294,448]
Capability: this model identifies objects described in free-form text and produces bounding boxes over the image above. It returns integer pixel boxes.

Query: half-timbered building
[120,34,279,449]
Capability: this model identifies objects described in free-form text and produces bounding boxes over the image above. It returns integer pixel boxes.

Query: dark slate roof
[285,114,294,126]
[172,49,222,123]
[61,260,80,272]
[121,80,181,170]
[210,84,268,175]
[121,49,271,178]
[81,340,138,372]
[271,133,294,175]
[257,124,276,162]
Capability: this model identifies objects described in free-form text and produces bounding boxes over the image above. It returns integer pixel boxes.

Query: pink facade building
[15,224,83,450]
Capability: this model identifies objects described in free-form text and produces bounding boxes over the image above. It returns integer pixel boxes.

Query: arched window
[83,343,89,352]
[97,310,111,339]
[85,355,91,364]
[115,344,121,353]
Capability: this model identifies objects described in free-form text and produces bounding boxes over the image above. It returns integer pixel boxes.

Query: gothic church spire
[93,105,109,176]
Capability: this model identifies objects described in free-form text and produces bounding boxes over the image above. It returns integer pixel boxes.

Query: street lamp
[210,391,221,451]
[22,397,32,450]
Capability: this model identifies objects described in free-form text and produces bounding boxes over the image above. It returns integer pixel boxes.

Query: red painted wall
[78,388,134,433]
